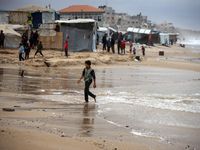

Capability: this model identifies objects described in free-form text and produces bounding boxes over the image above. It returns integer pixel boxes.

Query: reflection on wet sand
[80,104,96,137]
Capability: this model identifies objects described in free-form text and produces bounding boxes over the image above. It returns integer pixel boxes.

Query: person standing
[24,42,31,59]
[64,37,69,57]
[22,33,28,46]
[121,40,125,55]
[0,30,5,49]
[29,31,34,49]
[19,43,25,61]
[33,30,38,48]
[78,60,96,103]
[117,38,121,54]
[141,46,145,56]
[34,42,44,57]
[133,47,136,55]
[107,38,111,53]
[102,34,107,50]
[129,41,133,54]
[111,37,115,53]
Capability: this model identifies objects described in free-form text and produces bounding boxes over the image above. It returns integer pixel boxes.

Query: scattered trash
[52,78,57,79]
[126,126,129,128]
[2,108,15,112]
[44,61,50,67]
[41,89,46,92]
[135,56,140,61]
[159,51,164,56]
[14,106,21,107]
[53,92,62,95]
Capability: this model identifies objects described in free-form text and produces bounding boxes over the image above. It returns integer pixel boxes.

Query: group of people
[102,33,145,56]
[19,31,44,61]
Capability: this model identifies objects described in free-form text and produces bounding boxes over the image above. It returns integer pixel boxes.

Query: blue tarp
[31,12,42,29]
[0,8,8,11]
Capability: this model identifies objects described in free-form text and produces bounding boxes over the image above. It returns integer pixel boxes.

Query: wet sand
[0,44,200,150]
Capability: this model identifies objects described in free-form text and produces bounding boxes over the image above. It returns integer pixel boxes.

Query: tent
[160,33,169,45]
[56,19,98,52]
[0,24,21,48]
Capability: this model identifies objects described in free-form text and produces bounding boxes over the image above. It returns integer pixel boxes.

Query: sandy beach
[0,44,200,150]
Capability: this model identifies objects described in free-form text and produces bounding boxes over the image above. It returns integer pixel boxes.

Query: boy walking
[78,60,96,103]
[34,42,44,57]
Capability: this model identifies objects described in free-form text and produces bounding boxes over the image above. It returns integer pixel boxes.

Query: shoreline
[0,44,200,150]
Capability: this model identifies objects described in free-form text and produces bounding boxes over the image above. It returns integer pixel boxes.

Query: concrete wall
[39,32,63,50]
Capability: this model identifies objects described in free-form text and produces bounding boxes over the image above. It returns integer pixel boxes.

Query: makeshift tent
[160,33,169,45]
[0,24,21,48]
[12,5,59,29]
[56,19,98,52]
[126,27,152,44]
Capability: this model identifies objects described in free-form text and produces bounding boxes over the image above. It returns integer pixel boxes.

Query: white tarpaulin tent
[56,19,98,52]
[160,33,169,45]
[0,24,21,48]
[127,27,151,35]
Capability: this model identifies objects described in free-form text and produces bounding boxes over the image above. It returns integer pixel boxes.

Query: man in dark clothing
[34,42,44,57]
[102,34,107,50]
[33,31,38,48]
[29,31,34,48]
[111,37,115,53]
[24,43,31,59]
[22,33,28,46]
[78,60,96,103]
[117,38,121,54]
[107,38,111,52]
[0,30,5,49]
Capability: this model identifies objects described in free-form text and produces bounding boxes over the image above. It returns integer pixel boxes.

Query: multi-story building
[98,6,116,27]
[99,5,150,31]
[58,5,105,27]
[116,12,148,31]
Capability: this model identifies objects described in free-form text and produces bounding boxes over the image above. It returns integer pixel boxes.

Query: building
[0,9,9,24]
[58,5,105,27]
[116,13,149,31]
[12,5,59,29]
[98,6,151,31]
[98,6,116,27]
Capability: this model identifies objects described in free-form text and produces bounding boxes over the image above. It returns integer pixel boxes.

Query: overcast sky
[2,0,200,30]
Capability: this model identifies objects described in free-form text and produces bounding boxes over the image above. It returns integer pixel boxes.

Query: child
[78,60,96,103]
[129,41,133,54]
[34,42,44,58]
[121,40,125,55]
[133,47,136,55]
[64,37,69,57]
[19,43,25,61]
[141,46,145,56]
